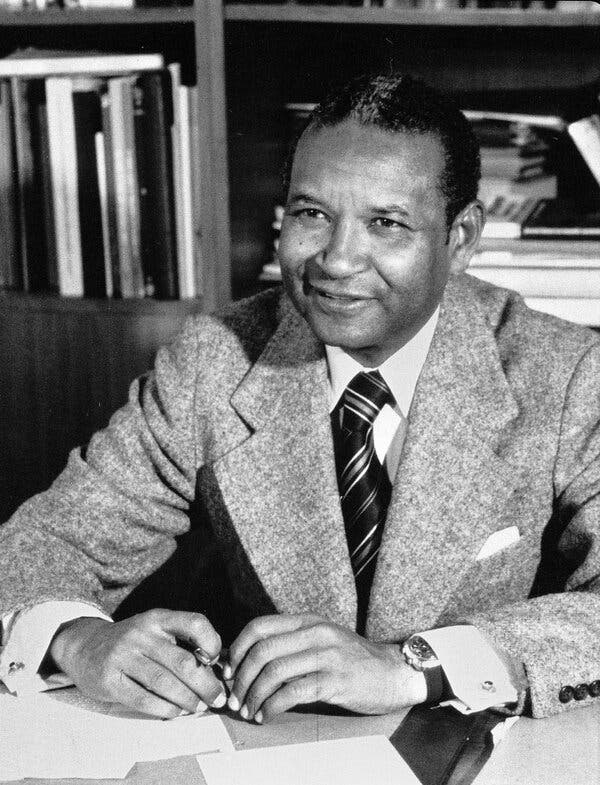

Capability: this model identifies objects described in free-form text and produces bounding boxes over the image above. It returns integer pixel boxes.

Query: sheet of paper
[0,690,234,781]
[197,735,421,785]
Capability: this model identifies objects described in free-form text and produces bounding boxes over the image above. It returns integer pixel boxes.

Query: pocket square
[476,526,520,561]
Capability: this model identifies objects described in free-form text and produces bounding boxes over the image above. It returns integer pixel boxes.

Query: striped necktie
[332,370,394,632]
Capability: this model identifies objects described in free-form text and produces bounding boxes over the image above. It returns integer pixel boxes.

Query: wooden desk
[10,703,597,785]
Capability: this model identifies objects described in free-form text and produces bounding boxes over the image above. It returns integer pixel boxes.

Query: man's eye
[371,217,406,230]
[292,208,328,222]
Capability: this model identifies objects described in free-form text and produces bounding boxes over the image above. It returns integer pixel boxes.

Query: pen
[193,647,220,667]
[192,646,229,673]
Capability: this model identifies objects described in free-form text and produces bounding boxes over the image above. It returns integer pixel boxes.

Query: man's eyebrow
[286,191,320,204]
[370,204,412,216]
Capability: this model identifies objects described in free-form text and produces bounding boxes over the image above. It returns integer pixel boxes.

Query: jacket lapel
[212,299,357,629]
[367,275,519,642]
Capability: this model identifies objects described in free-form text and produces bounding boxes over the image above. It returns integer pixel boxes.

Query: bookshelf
[0,0,231,520]
[1,3,599,520]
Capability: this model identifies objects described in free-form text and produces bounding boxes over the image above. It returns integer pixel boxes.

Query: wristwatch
[401,634,440,671]
[402,634,445,704]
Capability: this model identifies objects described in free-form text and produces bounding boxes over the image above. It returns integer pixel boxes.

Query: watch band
[423,663,444,705]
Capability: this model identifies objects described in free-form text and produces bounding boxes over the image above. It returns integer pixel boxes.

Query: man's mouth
[308,284,367,301]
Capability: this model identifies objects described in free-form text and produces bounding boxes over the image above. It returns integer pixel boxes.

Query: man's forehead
[289,120,445,201]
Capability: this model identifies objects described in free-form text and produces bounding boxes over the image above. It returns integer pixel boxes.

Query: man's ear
[447,200,484,274]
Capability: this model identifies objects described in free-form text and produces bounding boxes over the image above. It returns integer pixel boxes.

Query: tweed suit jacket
[2,272,600,719]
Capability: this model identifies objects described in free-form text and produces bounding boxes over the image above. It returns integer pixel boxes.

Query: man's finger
[124,652,208,714]
[227,614,322,678]
[257,673,323,724]
[143,638,225,708]
[149,609,222,663]
[243,650,327,720]
[113,670,184,719]
[230,622,334,710]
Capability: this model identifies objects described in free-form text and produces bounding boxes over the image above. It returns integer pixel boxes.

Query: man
[2,73,600,724]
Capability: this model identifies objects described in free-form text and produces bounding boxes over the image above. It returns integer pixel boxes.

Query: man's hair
[284,72,481,232]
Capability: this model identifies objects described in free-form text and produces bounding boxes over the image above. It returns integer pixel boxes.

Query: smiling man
[2,73,600,725]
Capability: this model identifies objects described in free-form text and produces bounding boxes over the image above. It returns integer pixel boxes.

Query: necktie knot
[341,370,393,433]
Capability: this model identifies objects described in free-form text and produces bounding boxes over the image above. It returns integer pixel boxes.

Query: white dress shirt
[0,306,518,711]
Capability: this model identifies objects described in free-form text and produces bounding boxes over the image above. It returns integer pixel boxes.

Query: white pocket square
[476,526,520,561]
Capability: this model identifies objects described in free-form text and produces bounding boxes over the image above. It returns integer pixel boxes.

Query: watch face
[408,636,437,661]
[405,636,440,669]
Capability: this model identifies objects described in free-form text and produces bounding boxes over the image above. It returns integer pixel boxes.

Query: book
[100,93,122,297]
[133,71,178,299]
[72,82,107,298]
[470,251,600,299]
[169,62,195,299]
[0,48,164,78]
[45,76,85,297]
[94,130,114,298]
[482,195,541,239]
[12,77,54,292]
[568,115,600,188]
[522,198,600,239]
[105,76,145,298]
[0,79,20,290]
[36,100,58,293]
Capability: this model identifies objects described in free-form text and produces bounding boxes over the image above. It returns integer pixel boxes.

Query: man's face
[278,119,467,366]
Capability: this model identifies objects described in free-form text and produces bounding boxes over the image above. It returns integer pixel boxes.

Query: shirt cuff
[417,625,520,714]
[0,601,111,695]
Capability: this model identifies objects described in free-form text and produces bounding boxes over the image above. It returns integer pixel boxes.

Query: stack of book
[0,48,200,299]
[465,110,561,239]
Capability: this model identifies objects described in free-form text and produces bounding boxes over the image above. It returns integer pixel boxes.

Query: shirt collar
[325,307,439,418]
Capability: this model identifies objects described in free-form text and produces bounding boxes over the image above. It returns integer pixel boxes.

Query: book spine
[73,88,106,298]
[168,62,195,299]
[568,116,600,189]
[100,92,122,298]
[107,76,144,299]
[36,100,58,293]
[189,86,203,296]
[0,52,164,78]
[0,79,21,290]
[470,265,600,299]
[94,130,114,298]
[45,76,84,297]
[135,71,178,299]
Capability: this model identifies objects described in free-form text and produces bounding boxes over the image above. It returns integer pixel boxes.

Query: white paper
[197,735,421,785]
[0,690,234,781]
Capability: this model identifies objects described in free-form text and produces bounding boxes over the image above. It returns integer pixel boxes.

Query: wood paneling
[0,294,201,522]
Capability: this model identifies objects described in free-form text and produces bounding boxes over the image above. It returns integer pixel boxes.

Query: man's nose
[315,222,367,278]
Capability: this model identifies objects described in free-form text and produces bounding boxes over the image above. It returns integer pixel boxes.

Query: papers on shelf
[197,735,421,785]
[0,689,234,781]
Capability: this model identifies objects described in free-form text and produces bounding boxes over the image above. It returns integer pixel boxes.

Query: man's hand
[225,614,427,723]
[48,609,226,718]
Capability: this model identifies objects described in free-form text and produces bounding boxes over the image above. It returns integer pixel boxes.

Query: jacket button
[574,684,589,701]
[559,686,575,703]
[589,680,600,697]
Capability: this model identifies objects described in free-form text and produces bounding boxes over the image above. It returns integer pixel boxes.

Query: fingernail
[195,700,208,713]
[222,664,232,680]
[254,711,263,724]
[193,647,219,667]
[240,704,249,720]
[228,693,240,712]
[211,691,227,709]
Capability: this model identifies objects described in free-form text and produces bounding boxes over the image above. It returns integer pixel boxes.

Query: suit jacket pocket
[436,532,540,625]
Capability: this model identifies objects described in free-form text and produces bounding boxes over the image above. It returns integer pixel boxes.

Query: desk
[8,703,598,785]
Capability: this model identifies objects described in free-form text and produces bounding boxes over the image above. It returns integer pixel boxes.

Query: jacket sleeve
[0,314,209,620]
[464,342,600,718]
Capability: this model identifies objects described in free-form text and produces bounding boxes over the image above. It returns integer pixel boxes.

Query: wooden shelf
[224,4,600,28]
[0,291,203,315]
[0,6,195,26]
